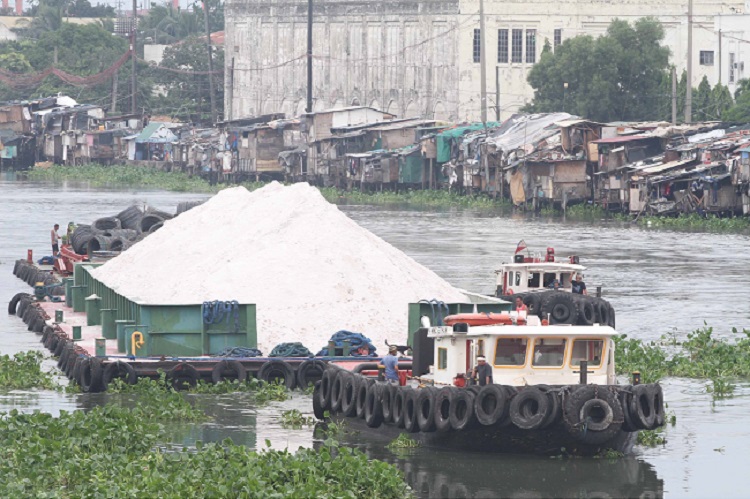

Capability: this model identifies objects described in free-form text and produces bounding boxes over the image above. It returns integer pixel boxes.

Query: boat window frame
[437,347,448,370]
[569,338,606,369]
[530,337,568,369]
[492,336,530,368]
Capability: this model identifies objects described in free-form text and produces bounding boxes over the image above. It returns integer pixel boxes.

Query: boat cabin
[426,316,616,386]
[495,248,585,296]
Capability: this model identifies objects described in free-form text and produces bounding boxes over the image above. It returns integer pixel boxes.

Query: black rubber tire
[392,386,408,428]
[103,361,138,387]
[57,343,73,369]
[31,316,45,333]
[652,384,665,428]
[523,293,543,317]
[339,372,359,418]
[576,297,596,326]
[596,299,610,325]
[41,325,53,345]
[434,386,457,432]
[93,216,122,231]
[449,389,477,431]
[72,356,85,386]
[8,292,29,315]
[474,384,508,426]
[46,333,58,352]
[296,359,327,389]
[618,386,638,432]
[211,360,247,384]
[541,292,578,325]
[80,357,105,393]
[320,368,335,410]
[364,383,384,428]
[538,385,562,429]
[329,370,346,413]
[381,382,397,424]
[509,387,549,430]
[629,384,656,430]
[416,386,438,432]
[403,389,419,433]
[257,360,296,390]
[467,385,482,396]
[564,385,623,445]
[356,377,374,419]
[312,381,325,420]
[167,363,199,391]
[22,306,34,325]
[607,303,616,328]
[17,297,31,318]
[54,337,67,357]
[65,350,79,379]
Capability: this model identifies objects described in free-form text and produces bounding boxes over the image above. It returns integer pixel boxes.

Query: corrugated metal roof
[592,134,655,145]
[637,158,695,175]
[554,119,604,127]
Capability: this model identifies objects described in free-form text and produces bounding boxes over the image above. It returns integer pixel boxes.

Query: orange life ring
[444,313,525,327]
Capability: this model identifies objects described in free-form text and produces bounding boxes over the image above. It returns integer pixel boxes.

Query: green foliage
[320,187,508,209]
[524,18,671,122]
[725,78,750,122]
[614,326,750,399]
[107,375,208,422]
[0,351,56,390]
[565,203,608,218]
[281,409,316,428]
[387,433,421,449]
[595,449,625,459]
[639,213,750,233]
[0,408,412,498]
[637,429,667,447]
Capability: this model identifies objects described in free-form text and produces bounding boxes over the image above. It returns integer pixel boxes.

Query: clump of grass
[0,351,57,390]
[281,409,316,428]
[387,433,421,450]
[320,187,509,209]
[637,429,667,447]
[639,213,750,232]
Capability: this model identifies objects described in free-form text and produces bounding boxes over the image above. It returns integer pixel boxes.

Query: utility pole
[306,0,313,113]
[671,67,677,124]
[202,0,217,124]
[479,0,487,125]
[131,0,137,115]
[111,71,118,114]
[685,0,693,123]
[495,66,500,121]
[227,57,234,121]
[718,29,722,85]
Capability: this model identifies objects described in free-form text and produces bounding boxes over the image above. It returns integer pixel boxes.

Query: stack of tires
[12,261,64,294]
[315,366,664,445]
[503,291,616,328]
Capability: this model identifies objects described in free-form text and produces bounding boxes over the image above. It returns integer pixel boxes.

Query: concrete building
[224,0,750,121]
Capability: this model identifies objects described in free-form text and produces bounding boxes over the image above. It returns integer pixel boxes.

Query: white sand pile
[91,183,466,354]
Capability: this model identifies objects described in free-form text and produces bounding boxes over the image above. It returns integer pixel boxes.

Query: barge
[316,312,664,456]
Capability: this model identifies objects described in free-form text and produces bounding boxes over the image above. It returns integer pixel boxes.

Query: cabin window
[532,338,567,367]
[543,273,557,288]
[437,348,448,370]
[528,272,540,288]
[477,339,485,357]
[571,339,604,368]
[493,338,528,366]
[514,272,521,287]
[560,273,572,287]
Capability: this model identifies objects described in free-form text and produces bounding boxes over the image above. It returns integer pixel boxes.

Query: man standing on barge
[381,345,400,384]
[50,224,60,256]
[472,356,493,386]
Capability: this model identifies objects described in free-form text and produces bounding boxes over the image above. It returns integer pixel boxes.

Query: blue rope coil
[202,300,241,332]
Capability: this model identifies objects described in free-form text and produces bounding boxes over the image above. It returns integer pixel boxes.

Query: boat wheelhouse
[495,246,586,297]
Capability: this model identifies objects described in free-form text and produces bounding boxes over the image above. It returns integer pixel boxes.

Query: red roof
[592,134,656,144]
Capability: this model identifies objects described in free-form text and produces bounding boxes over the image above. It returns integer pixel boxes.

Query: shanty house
[125,122,178,161]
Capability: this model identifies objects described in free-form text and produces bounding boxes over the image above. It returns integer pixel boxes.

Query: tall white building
[224,0,750,121]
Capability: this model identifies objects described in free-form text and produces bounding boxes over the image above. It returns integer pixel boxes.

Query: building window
[498,29,509,63]
[729,52,736,83]
[511,29,523,63]
[554,29,562,49]
[526,29,536,63]
[699,51,714,66]
[473,29,481,63]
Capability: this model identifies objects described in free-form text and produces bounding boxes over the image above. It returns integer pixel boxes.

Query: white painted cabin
[426,316,617,387]
[495,247,585,296]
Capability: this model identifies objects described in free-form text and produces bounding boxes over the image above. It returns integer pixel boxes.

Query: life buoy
[364,382,384,428]
[103,360,138,387]
[434,386,457,432]
[339,373,359,417]
[167,363,199,391]
[443,313,525,327]
[449,389,477,431]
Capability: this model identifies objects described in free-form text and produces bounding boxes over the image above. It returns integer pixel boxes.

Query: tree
[709,84,734,120]
[724,79,750,123]
[693,76,712,121]
[523,18,671,122]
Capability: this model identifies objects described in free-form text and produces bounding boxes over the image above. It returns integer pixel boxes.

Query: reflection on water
[3,180,750,497]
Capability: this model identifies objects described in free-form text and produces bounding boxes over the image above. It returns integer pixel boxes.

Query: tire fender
[434,386,457,432]
[474,384,508,426]
[415,386,438,432]
[257,359,296,390]
[103,361,138,387]
[211,360,247,384]
[167,363,199,390]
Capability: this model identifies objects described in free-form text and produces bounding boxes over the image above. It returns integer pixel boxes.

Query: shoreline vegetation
[24,164,750,231]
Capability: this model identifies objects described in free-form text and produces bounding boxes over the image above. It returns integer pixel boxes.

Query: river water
[1,174,749,498]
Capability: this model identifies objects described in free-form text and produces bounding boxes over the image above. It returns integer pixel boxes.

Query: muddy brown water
[1,175,749,498]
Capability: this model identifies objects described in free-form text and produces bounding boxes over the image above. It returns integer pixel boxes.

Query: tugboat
[494,243,615,328]
[314,312,664,456]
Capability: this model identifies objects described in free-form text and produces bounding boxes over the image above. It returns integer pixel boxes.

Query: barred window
[473,29,481,63]
[511,29,523,63]
[699,51,714,66]
[526,29,536,63]
[554,29,562,49]
[498,29,508,63]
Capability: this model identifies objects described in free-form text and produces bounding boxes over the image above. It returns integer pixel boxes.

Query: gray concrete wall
[224,0,460,121]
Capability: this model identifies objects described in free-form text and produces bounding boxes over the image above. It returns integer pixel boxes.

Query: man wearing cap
[381,345,400,384]
[472,356,493,386]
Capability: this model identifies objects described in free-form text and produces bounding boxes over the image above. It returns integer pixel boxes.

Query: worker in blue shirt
[381,345,400,384]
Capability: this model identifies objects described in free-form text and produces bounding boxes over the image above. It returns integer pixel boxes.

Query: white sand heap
[91,183,466,354]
